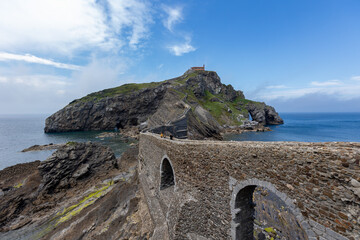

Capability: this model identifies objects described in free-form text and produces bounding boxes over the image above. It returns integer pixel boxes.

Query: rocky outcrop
[45,84,170,133]
[246,102,284,125]
[45,70,283,139]
[186,71,235,99]
[0,143,154,239]
[188,105,223,140]
[38,142,118,194]
[21,143,64,152]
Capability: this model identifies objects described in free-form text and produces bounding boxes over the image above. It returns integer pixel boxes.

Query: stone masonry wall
[138,133,360,240]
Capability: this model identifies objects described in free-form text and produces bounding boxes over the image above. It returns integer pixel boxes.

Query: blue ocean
[225,112,360,142]
[0,114,135,170]
[0,113,359,170]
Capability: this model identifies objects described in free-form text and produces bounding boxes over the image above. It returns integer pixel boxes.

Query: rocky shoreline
[21,143,65,152]
[221,121,272,135]
[95,124,271,141]
[0,142,154,239]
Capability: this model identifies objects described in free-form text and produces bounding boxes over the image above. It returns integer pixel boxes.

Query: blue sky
[0,0,360,114]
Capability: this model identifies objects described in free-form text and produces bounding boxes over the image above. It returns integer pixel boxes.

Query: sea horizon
[1,112,360,170]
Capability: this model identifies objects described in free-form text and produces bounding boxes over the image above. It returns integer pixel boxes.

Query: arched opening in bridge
[160,158,175,190]
[232,181,308,240]
[234,185,256,240]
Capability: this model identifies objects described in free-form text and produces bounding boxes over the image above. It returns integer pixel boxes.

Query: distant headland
[44,68,283,139]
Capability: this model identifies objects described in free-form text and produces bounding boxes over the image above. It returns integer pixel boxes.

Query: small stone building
[191,65,205,71]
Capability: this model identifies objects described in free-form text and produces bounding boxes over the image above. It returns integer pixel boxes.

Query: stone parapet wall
[139,133,360,240]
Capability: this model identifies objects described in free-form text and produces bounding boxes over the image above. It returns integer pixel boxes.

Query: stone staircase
[152,105,191,139]
[170,107,190,139]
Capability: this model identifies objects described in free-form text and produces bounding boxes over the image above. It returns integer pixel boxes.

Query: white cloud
[0,52,81,70]
[266,85,288,89]
[162,5,196,56]
[0,0,106,54]
[266,93,360,113]
[71,57,128,97]
[57,90,66,95]
[0,56,130,113]
[311,80,342,86]
[0,1,199,113]
[255,79,360,102]
[0,76,7,83]
[258,87,320,100]
[107,0,153,48]
[351,76,360,81]
[0,0,153,54]
[0,74,72,114]
[162,5,183,31]
[168,38,196,56]
[0,75,70,89]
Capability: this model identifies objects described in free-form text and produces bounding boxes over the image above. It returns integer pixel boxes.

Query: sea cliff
[45,70,283,139]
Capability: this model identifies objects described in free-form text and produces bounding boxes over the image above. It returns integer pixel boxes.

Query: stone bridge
[138,133,360,240]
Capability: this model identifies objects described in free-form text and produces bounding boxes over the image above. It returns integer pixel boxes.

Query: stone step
[176,129,187,133]
[176,130,187,135]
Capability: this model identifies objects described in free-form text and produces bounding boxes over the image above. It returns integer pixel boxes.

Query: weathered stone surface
[44,84,169,133]
[38,142,118,193]
[0,145,154,240]
[246,102,284,125]
[188,107,223,140]
[351,179,360,188]
[139,133,360,240]
[21,143,64,152]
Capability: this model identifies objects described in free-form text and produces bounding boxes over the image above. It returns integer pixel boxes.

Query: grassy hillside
[69,70,262,126]
[69,71,210,105]
[70,81,166,104]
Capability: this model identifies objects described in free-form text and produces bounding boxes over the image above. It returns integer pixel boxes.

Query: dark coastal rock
[45,70,283,139]
[38,142,118,193]
[0,143,153,239]
[0,142,119,231]
[246,102,284,125]
[188,106,223,140]
[44,84,169,133]
[21,143,64,152]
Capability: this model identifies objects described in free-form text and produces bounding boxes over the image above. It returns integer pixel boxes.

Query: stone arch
[230,178,314,240]
[233,185,257,239]
[160,157,175,190]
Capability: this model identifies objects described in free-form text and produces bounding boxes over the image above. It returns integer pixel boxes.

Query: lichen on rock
[38,142,118,194]
[0,143,152,240]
